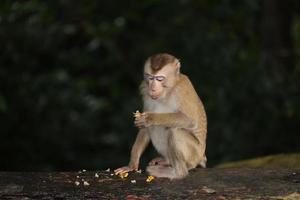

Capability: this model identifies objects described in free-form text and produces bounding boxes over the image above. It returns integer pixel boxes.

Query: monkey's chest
[144,98,177,157]
[148,126,170,157]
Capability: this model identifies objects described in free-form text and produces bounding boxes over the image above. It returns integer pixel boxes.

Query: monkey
[114,53,207,179]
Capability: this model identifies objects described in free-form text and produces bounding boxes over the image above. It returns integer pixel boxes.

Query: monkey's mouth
[150,95,159,100]
[149,93,159,100]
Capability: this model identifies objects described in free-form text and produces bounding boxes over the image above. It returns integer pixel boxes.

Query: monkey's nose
[150,86,157,91]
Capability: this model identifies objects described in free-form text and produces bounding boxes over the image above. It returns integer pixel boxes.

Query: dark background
[0,0,299,171]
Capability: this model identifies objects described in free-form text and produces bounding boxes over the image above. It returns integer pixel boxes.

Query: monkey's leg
[146,130,193,179]
[146,154,188,179]
[148,157,170,166]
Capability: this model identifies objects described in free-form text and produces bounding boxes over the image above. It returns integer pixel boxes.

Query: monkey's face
[144,73,166,99]
[144,64,178,100]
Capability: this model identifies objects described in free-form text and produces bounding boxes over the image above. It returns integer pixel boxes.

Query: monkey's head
[144,53,180,100]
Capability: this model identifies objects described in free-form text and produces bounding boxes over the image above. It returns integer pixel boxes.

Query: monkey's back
[176,74,207,157]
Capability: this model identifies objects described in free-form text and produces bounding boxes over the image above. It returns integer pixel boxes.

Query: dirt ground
[0,168,299,199]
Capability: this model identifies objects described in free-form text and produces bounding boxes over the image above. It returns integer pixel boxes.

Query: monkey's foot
[148,157,170,166]
[146,165,187,179]
[199,156,207,168]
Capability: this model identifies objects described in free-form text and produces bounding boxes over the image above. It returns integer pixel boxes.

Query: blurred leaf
[0,95,7,112]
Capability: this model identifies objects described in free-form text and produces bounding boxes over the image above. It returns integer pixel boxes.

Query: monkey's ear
[175,60,181,75]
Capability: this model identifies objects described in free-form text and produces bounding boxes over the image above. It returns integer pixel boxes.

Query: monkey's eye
[155,76,165,82]
[145,74,154,81]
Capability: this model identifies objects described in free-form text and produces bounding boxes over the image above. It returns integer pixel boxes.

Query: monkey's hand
[134,112,152,128]
[114,165,138,175]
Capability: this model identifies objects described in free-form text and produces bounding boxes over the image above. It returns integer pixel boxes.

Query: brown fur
[149,53,177,73]
[114,54,207,179]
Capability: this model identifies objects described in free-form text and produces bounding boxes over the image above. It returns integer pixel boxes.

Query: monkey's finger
[134,121,145,129]
[114,168,125,175]
[148,161,156,166]
[134,121,145,127]
[134,124,145,129]
[135,117,145,122]
[134,119,143,124]
[134,119,140,123]
[114,167,131,175]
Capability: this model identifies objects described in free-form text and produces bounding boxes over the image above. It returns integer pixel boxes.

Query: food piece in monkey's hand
[133,110,141,118]
[133,110,149,128]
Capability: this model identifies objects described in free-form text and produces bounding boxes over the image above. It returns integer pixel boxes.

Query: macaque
[114,53,207,179]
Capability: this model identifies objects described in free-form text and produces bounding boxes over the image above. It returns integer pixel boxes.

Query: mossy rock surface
[216,153,300,169]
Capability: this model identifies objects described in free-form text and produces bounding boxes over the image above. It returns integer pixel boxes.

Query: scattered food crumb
[105,168,111,172]
[95,173,99,178]
[146,175,155,182]
[131,180,136,184]
[83,181,90,186]
[76,176,80,178]
[75,181,80,186]
[136,169,142,173]
[82,169,86,172]
[201,186,216,194]
[110,173,114,176]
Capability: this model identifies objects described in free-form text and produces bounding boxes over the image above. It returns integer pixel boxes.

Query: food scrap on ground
[74,181,80,186]
[131,180,136,184]
[136,169,142,173]
[95,173,99,178]
[201,186,216,194]
[146,175,155,182]
[105,168,111,172]
[83,181,90,186]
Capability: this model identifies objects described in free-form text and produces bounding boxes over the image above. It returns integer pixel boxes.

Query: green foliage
[0,0,299,170]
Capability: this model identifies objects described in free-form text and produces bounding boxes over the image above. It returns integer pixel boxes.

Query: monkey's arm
[129,128,150,167]
[114,128,150,175]
[135,112,195,129]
